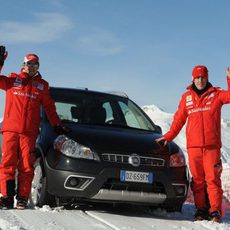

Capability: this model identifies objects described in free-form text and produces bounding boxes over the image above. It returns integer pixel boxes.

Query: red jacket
[0,71,61,134]
[164,78,230,148]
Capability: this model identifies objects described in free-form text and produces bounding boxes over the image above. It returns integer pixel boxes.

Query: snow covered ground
[0,105,229,229]
[0,202,229,229]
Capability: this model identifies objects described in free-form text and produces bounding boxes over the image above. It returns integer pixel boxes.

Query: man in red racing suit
[0,46,68,209]
[156,65,230,222]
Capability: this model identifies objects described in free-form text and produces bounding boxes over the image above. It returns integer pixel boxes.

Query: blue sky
[1,0,230,118]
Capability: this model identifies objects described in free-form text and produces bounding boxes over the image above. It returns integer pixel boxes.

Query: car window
[48,89,156,131]
[102,102,114,122]
[118,101,154,130]
[118,101,140,127]
[55,102,81,122]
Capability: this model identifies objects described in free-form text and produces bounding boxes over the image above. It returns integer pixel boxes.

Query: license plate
[120,170,153,184]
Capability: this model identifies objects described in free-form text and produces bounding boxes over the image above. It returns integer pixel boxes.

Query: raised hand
[0,46,8,72]
[226,67,230,78]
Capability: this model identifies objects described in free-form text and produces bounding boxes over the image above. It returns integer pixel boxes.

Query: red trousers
[0,132,36,199]
[187,147,223,212]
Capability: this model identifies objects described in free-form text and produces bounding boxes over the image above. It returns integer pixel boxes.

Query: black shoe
[194,208,209,221]
[16,197,28,210]
[209,210,221,223]
[0,196,14,209]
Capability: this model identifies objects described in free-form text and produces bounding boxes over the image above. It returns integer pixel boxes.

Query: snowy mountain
[142,104,230,164]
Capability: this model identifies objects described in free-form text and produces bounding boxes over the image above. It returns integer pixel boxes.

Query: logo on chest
[186,95,193,107]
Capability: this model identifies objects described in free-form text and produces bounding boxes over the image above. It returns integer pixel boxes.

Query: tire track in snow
[0,206,112,230]
[0,204,229,230]
[84,204,229,230]
[0,209,27,230]
[15,206,112,230]
[85,211,119,230]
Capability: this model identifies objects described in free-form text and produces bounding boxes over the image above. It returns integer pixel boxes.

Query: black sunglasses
[26,62,39,67]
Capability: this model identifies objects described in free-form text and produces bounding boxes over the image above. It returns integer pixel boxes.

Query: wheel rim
[30,161,43,206]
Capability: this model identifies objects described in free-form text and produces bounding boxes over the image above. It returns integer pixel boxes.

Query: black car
[25,87,189,211]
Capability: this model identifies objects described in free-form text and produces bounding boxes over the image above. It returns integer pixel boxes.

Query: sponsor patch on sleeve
[13,77,22,87]
[33,82,44,90]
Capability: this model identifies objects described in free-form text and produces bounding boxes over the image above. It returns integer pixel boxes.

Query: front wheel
[30,159,56,208]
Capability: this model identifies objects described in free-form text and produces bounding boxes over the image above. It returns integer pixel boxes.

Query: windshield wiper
[61,119,77,124]
[104,123,153,131]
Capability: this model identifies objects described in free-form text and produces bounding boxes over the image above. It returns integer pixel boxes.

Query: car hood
[66,124,177,154]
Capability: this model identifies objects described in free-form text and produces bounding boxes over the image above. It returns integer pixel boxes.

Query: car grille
[101,153,165,167]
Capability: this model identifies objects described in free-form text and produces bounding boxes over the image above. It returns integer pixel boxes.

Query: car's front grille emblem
[102,153,165,167]
[128,154,141,167]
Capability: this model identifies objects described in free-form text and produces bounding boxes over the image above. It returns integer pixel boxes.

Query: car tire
[30,158,56,208]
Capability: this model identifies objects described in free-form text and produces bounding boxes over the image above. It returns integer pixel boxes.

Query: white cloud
[76,29,123,56]
[0,13,73,44]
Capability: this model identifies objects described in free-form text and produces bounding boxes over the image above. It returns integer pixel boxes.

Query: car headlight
[169,148,186,167]
[53,135,100,161]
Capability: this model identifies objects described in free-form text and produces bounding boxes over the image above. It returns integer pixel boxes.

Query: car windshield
[48,88,157,132]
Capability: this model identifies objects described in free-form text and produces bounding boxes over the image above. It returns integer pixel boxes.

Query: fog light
[172,184,186,196]
[64,175,95,191]
[69,177,80,187]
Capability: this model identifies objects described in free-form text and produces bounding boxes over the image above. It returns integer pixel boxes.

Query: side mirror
[155,125,162,134]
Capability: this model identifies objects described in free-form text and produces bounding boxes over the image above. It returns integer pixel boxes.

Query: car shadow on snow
[54,202,194,221]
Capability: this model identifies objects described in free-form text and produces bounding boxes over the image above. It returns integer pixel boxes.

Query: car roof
[49,86,129,99]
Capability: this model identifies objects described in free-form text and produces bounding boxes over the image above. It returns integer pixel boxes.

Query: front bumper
[92,189,167,203]
[44,150,189,205]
